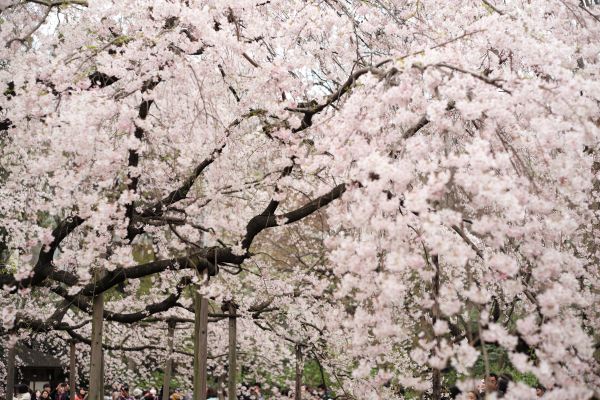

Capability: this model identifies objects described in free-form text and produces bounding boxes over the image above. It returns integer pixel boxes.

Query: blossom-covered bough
[1,0,599,399]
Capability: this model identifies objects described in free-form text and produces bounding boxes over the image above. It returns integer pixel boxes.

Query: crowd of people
[447,373,546,399]
[10,374,546,399]
[109,382,332,400]
[107,382,331,400]
[10,382,332,400]
[12,383,86,400]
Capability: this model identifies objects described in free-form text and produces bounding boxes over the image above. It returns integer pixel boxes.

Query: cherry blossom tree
[1,0,600,399]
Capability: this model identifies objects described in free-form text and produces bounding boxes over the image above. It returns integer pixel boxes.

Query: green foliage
[113,35,134,46]
[35,211,56,228]
[132,242,155,264]
[303,359,333,389]
[236,356,335,396]
[446,344,538,389]
[244,108,267,118]
[135,370,182,392]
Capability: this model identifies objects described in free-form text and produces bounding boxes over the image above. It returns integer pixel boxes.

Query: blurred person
[206,388,218,400]
[143,389,156,400]
[485,373,499,394]
[15,384,32,400]
[75,388,87,400]
[497,373,512,398]
[466,391,479,400]
[52,384,68,400]
[536,385,546,397]
[448,386,460,399]
[169,388,182,400]
[112,383,123,400]
[249,384,264,400]
[477,379,485,396]
[118,385,134,400]
[316,384,331,400]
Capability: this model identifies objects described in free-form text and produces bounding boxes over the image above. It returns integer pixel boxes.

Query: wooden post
[227,303,237,400]
[193,291,208,400]
[6,339,15,400]
[217,375,226,400]
[294,344,303,400]
[432,369,442,400]
[101,350,105,396]
[162,321,176,400]
[89,292,104,400]
[69,340,77,399]
[431,255,442,400]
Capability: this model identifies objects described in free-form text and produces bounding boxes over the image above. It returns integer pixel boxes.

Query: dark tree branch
[52,277,192,323]
[433,63,512,94]
[29,216,85,287]
[88,71,119,88]
[242,183,347,250]
[285,60,392,132]
[139,142,228,218]
[260,162,295,217]
[6,300,90,334]
[66,328,166,352]
[26,0,88,6]
[47,247,239,300]
[403,115,430,139]
[125,78,161,241]
[80,254,217,296]
[0,216,84,290]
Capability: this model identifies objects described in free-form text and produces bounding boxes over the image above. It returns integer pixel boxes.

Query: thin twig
[579,1,600,22]
[28,0,88,5]
[481,0,504,15]
[242,52,260,68]
[6,7,51,48]
[434,63,512,94]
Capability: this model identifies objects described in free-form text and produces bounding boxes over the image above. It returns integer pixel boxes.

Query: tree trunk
[294,344,303,400]
[89,292,104,400]
[432,368,442,400]
[217,375,225,400]
[193,291,208,400]
[431,254,442,400]
[69,341,77,399]
[162,321,176,400]
[6,339,15,400]
[227,303,237,400]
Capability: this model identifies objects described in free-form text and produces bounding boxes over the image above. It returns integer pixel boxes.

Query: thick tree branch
[139,142,228,218]
[80,254,217,296]
[88,71,119,88]
[29,216,85,287]
[0,216,84,290]
[285,60,392,132]
[52,277,192,323]
[242,183,346,249]
[66,328,166,352]
[125,79,161,241]
[27,0,88,6]
[47,247,240,300]
[6,300,90,334]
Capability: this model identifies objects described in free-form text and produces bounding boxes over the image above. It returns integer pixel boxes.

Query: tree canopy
[0,0,599,398]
